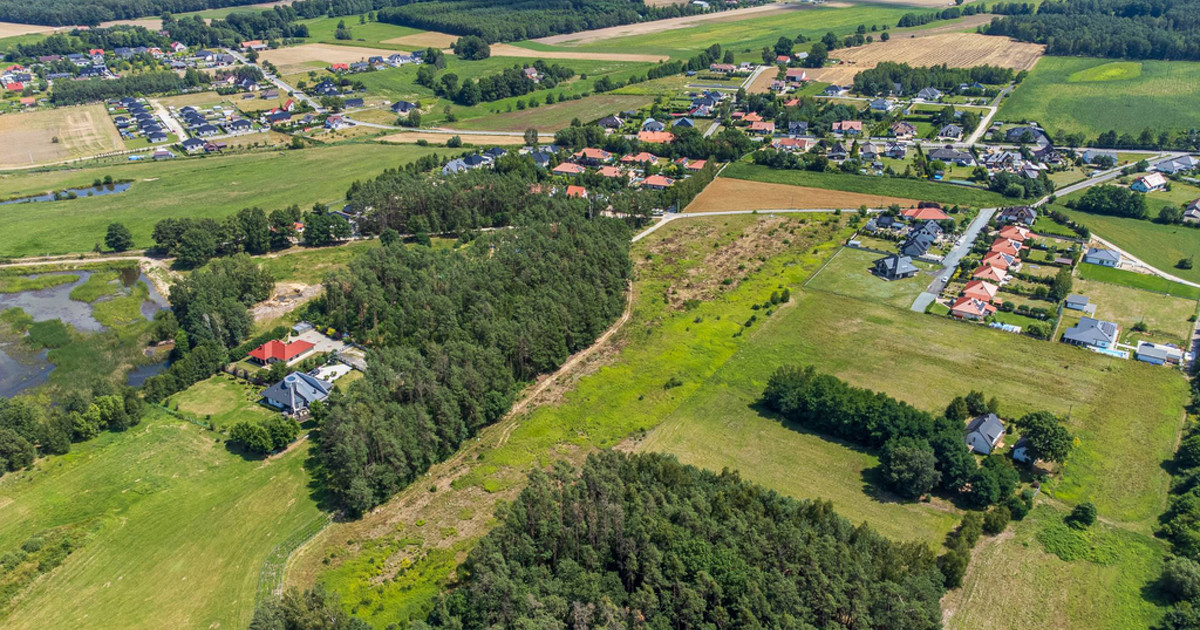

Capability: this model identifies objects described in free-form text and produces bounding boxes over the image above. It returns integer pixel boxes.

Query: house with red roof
[552,162,586,175]
[596,165,624,178]
[743,112,763,124]
[241,40,268,51]
[901,206,949,221]
[961,280,999,303]
[772,137,815,152]
[982,251,1016,270]
[950,296,997,320]
[748,121,775,135]
[329,63,349,72]
[573,147,612,165]
[4,82,24,92]
[832,120,863,136]
[998,225,1030,242]
[621,152,658,165]
[972,265,1008,284]
[248,339,315,365]
[990,237,1022,257]
[785,68,807,83]
[782,98,800,107]
[637,131,675,144]
[641,175,675,190]
[565,185,588,199]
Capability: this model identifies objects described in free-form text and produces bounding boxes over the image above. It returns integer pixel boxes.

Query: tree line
[0,0,271,26]
[982,0,1200,61]
[852,62,1016,97]
[49,70,207,105]
[314,217,630,514]
[1154,367,1200,630]
[424,61,576,106]
[425,451,946,629]
[763,365,1073,508]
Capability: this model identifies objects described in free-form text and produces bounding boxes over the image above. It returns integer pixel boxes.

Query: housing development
[0,0,1199,628]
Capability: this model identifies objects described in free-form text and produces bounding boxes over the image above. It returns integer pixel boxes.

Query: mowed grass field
[1070,276,1198,347]
[0,409,322,630]
[723,162,1010,208]
[999,56,1200,137]
[0,104,123,168]
[805,246,935,309]
[166,374,279,429]
[0,143,452,258]
[1052,203,1200,284]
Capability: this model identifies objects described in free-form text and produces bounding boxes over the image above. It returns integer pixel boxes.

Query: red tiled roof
[621,152,658,163]
[962,280,999,302]
[566,185,588,198]
[951,296,996,318]
[982,251,1012,269]
[998,225,1030,241]
[901,207,949,221]
[573,147,611,161]
[553,162,586,175]
[642,174,675,188]
[597,165,624,178]
[249,339,314,362]
[972,265,1007,282]
[637,131,675,143]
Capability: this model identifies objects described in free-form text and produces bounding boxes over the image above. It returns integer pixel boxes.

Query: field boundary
[257,513,333,603]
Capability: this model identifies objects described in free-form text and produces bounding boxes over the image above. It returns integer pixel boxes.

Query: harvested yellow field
[747,68,777,94]
[0,104,123,168]
[382,31,458,48]
[489,43,667,62]
[378,131,527,145]
[0,21,56,38]
[684,177,919,213]
[855,0,978,7]
[808,33,1043,84]
[259,43,401,73]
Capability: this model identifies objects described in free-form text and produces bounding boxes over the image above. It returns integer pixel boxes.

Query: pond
[126,360,169,387]
[0,343,53,398]
[0,271,104,332]
[0,182,131,206]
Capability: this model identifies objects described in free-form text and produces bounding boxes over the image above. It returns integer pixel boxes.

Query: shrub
[1068,501,1097,529]
[983,505,1011,534]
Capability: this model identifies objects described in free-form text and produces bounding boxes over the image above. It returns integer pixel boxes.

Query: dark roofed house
[181,137,205,153]
[391,100,418,114]
[788,121,809,136]
[1062,316,1119,350]
[597,115,623,129]
[996,205,1036,226]
[900,233,936,258]
[228,118,252,132]
[261,372,333,415]
[146,130,168,143]
[343,97,364,108]
[195,123,219,137]
[937,124,963,140]
[965,413,1005,455]
[873,254,919,281]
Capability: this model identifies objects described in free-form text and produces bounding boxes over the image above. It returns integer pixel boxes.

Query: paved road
[963,84,1011,145]
[1088,233,1200,289]
[910,207,997,313]
[225,47,325,113]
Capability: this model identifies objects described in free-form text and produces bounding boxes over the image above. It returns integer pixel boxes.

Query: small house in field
[965,413,1005,455]
[1062,316,1119,351]
[248,339,315,365]
[1131,172,1167,193]
[1083,247,1119,267]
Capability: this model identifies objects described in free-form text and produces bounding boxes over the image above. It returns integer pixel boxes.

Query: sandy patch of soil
[381,31,458,48]
[0,21,57,37]
[252,282,322,322]
[684,177,920,213]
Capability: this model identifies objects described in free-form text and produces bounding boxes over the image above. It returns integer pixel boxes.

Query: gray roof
[874,254,918,276]
[1063,316,1119,346]
[917,87,941,99]
[1065,294,1089,307]
[1084,247,1120,264]
[938,124,963,137]
[966,413,1005,444]
[261,371,333,413]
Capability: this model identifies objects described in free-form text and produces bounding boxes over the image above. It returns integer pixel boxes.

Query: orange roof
[743,112,763,123]
[553,162,586,175]
[749,121,775,132]
[972,265,1007,282]
[686,159,707,170]
[961,280,999,302]
[901,207,949,221]
[566,185,588,198]
[642,174,675,188]
[731,111,745,119]
[998,225,1030,241]
[637,131,675,143]
[621,152,658,164]
[19,97,35,105]
[951,296,996,318]
[573,147,611,161]
[783,98,799,107]
[4,82,23,92]
[833,120,863,131]
[596,165,624,178]
[330,63,348,70]
[772,137,814,150]
[990,238,1020,256]
[981,251,1012,270]
[249,339,314,362]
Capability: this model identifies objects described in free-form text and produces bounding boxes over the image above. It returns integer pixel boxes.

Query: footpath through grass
[0,409,321,630]
[722,162,1010,208]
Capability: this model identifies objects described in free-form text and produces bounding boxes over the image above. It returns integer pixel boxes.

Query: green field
[1071,276,1197,346]
[0,143,452,258]
[723,162,1010,208]
[166,374,279,429]
[1076,261,1200,300]
[945,504,1166,630]
[298,16,425,48]
[805,246,935,309]
[0,409,322,630]
[999,56,1200,137]
[1049,202,1200,285]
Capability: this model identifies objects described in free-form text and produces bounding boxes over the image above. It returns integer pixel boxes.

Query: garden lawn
[998,56,1200,138]
[166,374,278,429]
[1072,276,1198,346]
[1050,202,1200,285]
[723,162,1010,208]
[0,143,452,258]
[0,409,322,630]
[804,246,935,309]
[945,504,1166,630]
[259,240,381,285]
[1076,258,1200,299]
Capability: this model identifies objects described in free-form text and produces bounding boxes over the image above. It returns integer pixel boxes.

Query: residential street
[910,207,997,313]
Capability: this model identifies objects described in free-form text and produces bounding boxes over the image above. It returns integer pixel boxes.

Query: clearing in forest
[805,33,1044,84]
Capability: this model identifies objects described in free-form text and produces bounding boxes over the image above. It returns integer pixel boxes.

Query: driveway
[911,207,997,312]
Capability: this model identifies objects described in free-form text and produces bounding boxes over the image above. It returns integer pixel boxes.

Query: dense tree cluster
[852,62,1016,97]
[376,0,716,44]
[896,3,988,28]
[150,205,342,268]
[1070,184,1148,219]
[433,61,575,105]
[762,366,1056,509]
[5,25,166,59]
[49,70,206,105]
[0,385,144,477]
[425,451,946,629]
[1154,370,1200,628]
[987,170,1055,199]
[983,0,1200,61]
[316,218,630,513]
[0,0,270,26]
[450,35,490,60]
[251,586,369,630]
[230,416,300,454]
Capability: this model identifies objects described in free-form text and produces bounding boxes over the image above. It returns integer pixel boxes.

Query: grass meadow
[999,56,1200,138]
[0,409,322,630]
[0,143,452,258]
[1070,276,1198,346]
[804,246,935,309]
[1076,261,1200,300]
[166,374,279,429]
[723,162,1010,208]
[1052,203,1200,285]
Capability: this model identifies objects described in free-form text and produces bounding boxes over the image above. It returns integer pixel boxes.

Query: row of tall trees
[315,217,631,514]
[852,62,1016,97]
[983,0,1200,61]
[49,70,207,105]
[150,205,348,268]
[0,386,145,477]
